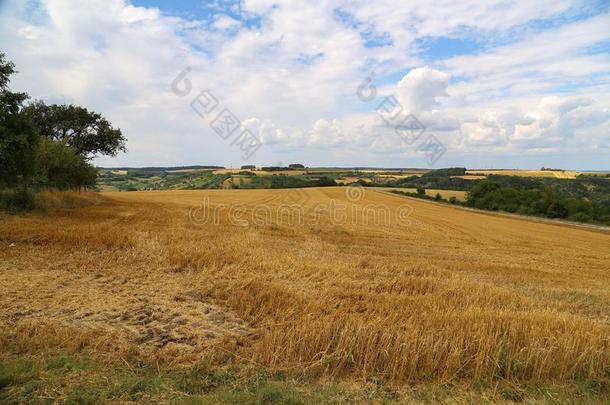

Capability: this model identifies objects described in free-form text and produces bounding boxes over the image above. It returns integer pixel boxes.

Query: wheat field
[1,187,609,401]
[466,170,585,179]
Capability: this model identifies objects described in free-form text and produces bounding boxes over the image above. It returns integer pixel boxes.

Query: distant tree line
[385,168,610,226]
[260,164,306,171]
[0,53,125,211]
[465,180,610,224]
[270,175,336,188]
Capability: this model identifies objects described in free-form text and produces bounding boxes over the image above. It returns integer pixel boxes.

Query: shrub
[569,212,591,223]
[316,176,337,187]
[33,138,97,190]
[547,201,568,218]
[0,188,36,212]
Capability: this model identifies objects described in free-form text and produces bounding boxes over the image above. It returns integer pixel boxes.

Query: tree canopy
[24,101,126,158]
[0,53,39,189]
[1,52,127,209]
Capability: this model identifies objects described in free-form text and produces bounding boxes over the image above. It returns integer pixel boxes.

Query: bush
[420,167,466,178]
[33,138,97,190]
[547,201,568,218]
[569,212,591,223]
[0,188,36,212]
[598,214,610,225]
[416,187,426,195]
[316,176,337,187]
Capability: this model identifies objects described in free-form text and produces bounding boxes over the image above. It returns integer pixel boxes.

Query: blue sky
[1,0,609,169]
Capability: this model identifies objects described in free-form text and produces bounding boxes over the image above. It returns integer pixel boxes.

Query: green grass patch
[1,352,609,404]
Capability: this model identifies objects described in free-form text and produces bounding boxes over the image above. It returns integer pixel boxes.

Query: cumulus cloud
[513,96,593,141]
[241,118,289,145]
[396,67,449,113]
[456,96,610,154]
[0,0,608,167]
[462,112,509,146]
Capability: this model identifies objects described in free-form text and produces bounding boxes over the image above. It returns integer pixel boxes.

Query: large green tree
[24,100,126,158]
[33,138,97,190]
[0,53,39,189]
[1,52,127,210]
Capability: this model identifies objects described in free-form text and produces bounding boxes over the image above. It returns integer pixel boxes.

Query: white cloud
[213,14,241,30]
[242,118,289,145]
[514,96,593,141]
[462,112,510,146]
[396,66,449,113]
[0,0,608,168]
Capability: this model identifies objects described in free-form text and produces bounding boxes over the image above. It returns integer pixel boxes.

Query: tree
[416,186,426,195]
[547,201,568,219]
[0,53,39,190]
[466,180,500,207]
[288,163,305,169]
[33,138,97,190]
[24,101,126,158]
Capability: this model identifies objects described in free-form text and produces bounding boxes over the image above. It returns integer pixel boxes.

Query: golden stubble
[1,187,609,383]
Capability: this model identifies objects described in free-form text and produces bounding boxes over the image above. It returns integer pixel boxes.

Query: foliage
[0,53,39,190]
[24,100,126,158]
[97,168,340,191]
[315,176,337,186]
[270,176,311,188]
[260,166,306,171]
[382,168,472,190]
[0,188,36,212]
[33,138,97,190]
[390,189,455,204]
[420,167,466,178]
[466,180,610,225]
[0,54,124,211]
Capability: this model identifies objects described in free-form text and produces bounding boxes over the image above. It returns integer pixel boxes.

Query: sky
[1,0,609,169]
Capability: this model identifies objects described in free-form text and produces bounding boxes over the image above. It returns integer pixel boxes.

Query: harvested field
[335,177,373,184]
[376,187,467,201]
[1,187,609,401]
[213,169,307,176]
[451,175,487,180]
[467,170,583,179]
[223,176,253,188]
